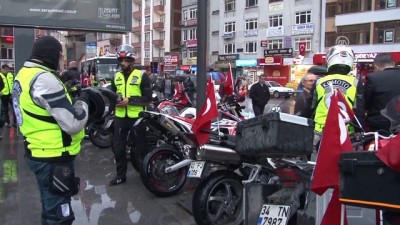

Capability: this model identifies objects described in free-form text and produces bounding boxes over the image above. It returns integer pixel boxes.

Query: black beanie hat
[30,36,62,71]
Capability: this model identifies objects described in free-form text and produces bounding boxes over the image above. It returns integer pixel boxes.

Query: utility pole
[196,0,208,112]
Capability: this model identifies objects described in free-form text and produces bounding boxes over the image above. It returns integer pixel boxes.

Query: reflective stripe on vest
[114,69,145,118]
[314,74,357,132]
[14,67,84,158]
[0,72,13,95]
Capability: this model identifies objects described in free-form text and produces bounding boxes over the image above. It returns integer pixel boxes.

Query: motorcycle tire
[140,145,187,197]
[129,132,160,173]
[192,170,243,225]
[88,127,111,148]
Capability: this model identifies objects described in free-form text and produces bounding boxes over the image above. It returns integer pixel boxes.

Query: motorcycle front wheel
[193,170,243,225]
[140,145,187,197]
[88,126,111,148]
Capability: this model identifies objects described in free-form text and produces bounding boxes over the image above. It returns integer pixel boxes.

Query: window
[188,49,197,58]
[269,15,283,27]
[225,0,236,12]
[294,37,311,51]
[336,24,370,45]
[295,11,311,24]
[337,0,372,14]
[245,41,257,53]
[145,16,150,25]
[0,47,13,60]
[246,0,258,7]
[326,3,336,17]
[144,48,150,58]
[160,15,165,23]
[145,0,150,8]
[160,48,165,57]
[245,18,258,30]
[224,43,236,54]
[267,39,283,49]
[1,27,13,36]
[375,20,400,44]
[145,31,151,41]
[183,28,197,41]
[269,0,283,2]
[160,31,165,40]
[225,22,236,33]
[183,8,197,21]
[376,0,399,9]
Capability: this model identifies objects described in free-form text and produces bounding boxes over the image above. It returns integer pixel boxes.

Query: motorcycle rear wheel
[140,145,187,197]
[88,127,111,148]
[193,170,243,225]
[129,132,160,173]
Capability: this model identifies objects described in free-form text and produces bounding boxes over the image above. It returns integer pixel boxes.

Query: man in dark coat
[62,61,81,83]
[364,53,400,133]
[249,75,270,116]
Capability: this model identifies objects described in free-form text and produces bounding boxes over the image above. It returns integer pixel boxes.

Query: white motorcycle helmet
[117,44,136,61]
[326,45,355,74]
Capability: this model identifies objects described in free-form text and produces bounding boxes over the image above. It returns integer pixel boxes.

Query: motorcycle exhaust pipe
[197,144,241,165]
[165,159,194,173]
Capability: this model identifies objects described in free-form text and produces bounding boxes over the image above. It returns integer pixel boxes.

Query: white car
[248,80,295,98]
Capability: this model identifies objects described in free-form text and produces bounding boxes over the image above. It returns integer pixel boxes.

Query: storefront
[235,59,263,84]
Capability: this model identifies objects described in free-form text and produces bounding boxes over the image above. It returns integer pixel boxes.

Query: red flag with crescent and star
[299,41,307,56]
[191,78,219,145]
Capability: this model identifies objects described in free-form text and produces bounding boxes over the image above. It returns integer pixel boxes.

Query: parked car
[248,80,295,98]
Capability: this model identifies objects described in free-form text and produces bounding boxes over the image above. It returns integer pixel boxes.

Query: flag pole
[211,78,221,137]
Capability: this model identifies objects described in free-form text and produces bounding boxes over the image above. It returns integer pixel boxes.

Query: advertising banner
[0,0,132,32]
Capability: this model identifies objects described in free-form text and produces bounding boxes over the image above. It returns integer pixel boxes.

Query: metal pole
[196,0,208,113]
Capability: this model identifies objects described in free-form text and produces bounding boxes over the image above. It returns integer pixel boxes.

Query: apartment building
[179,0,198,74]
[324,0,400,77]
[131,0,182,72]
[207,0,323,84]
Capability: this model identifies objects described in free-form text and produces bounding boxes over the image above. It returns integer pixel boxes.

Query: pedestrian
[249,74,270,116]
[0,64,16,127]
[62,61,81,84]
[183,75,196,105]
[12,36,90,224]
[109,44,152,186]
[294,66,326,115]
[364,53,400,133]
[301,45,365,153]
[234,74,246,95]
[162,73,174,99]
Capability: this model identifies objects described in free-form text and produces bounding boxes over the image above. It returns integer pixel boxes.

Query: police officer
[109,44,152,186]
[12,36,89,224]
[302,45,364,152]
[0,64,15,127]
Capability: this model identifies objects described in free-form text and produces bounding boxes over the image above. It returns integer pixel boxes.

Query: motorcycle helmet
[326,45,355,75]
[81,87,118,124]
[117,44,136,61]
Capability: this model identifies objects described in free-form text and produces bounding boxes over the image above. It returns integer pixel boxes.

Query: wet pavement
[0,127,196,225]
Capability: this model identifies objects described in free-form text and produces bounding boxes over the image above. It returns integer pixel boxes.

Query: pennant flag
[311,91,353,225]
[191,79,219,145]
[224,63,234,96]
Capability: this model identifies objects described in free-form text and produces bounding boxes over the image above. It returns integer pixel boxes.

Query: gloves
[75,89,90,105]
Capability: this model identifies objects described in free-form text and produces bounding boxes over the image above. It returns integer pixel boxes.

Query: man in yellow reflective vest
[301,45,365,156]
[0,64,16,127]
[109,44,152,186]
[12,36,89,224]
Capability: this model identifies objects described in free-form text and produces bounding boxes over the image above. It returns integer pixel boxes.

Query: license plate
[187,161,205,178]
[133,117,143,126]
[257,205,290,225]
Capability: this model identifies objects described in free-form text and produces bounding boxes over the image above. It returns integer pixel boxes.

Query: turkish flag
[191,79,219,145]
[224,63,234,96]
[311,91,353,225]
[299,41,307,56]
[376,134,400,173]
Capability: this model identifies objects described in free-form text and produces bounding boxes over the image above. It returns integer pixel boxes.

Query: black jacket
[0,73,4,92]
[62,67,81,83]
[364,67,400,132]
[249,82,270,106]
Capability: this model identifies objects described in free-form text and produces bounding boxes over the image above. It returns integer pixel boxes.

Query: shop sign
[191,66,197,71]
[269,2,284,11]
[215,60,236,68]
[336,36,350,45]
[354,52,378,62]
[267,26,284,38]
[291,23,314,35]
[259,57,282,66]
[180,65,190,70]
[164,54,179,65]
[261,40,268,47]
[235,59,257,67]
[218,54,239,61]
[164,65,177,71]
[186,39,198,47]
[245,30,258,37]
[264,48,293,57]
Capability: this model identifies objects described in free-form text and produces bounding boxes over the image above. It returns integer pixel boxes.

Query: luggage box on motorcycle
[339,151,400,210]
[235,112,314,157]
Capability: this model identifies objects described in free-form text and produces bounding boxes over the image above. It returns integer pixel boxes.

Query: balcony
[144,25,150,31]
[154,4,164,14]
[133,11,141,19]
[132,42,141,48]
[153,39,164,47]
[153,22,164,30]
[132,26,141,33]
